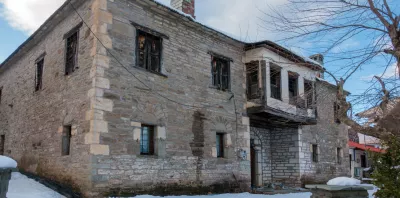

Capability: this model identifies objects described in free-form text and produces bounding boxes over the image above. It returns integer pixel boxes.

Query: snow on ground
[0,156,17,168]
[7,172,65,198]
[327,177,361,186]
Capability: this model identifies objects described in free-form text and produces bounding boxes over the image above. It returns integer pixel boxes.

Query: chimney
[309,54,324,65]
[171,0,195,18]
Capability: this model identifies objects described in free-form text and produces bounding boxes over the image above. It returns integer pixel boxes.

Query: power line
[67,1,232,110]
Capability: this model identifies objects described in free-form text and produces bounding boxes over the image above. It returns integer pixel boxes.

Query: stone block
[156,126,166,139]
[91,98,113,112]
[90,120,108,133]
[90,144,110,155]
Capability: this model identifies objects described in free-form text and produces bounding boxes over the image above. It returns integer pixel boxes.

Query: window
[247,62,259,99]
[270,65,281,100]
[288,72,298,105]
[216,133,224,158]
[312,144,318,162]
[65,31,79,75]
[337,148,342,164]
[334,102,341,124]
[0,87,2,104]
[304,80,314,108]
[361,154,367,168]
[35,58,44,91]
[140,125,155,155]
[137,30,162,73]
[211,56,230,91]
[62,125,72,156]
[0,135,4,155]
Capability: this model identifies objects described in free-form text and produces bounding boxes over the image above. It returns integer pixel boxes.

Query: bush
[371,135,400,198]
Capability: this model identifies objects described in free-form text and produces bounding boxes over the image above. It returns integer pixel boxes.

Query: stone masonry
[0,0,251,197]
[0,0,349,197]
[301,81,350,184]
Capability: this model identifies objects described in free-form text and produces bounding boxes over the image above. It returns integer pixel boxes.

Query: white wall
[244,48,319,117]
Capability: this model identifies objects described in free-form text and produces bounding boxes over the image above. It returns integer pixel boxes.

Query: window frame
[35,56,45,91]
[140,125,155,155]
[334,102,341,124]
[216,133,225,158]
[312,144,319,163]
[64,23,82,76]
[61,125,72,156]
[211,55,231,91]
[288,71,299,105]
[337,147,342,164]
[270,64,282,100]
[304,79,314,109]
[135,30,163,73]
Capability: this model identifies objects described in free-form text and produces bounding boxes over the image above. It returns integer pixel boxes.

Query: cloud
[0,0,288,41]
[360,63,398,80]
[0,0,65,34]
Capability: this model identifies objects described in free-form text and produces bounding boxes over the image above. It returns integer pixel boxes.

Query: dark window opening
[361,154,367,168]
[0,87,2,104]
[137,30,162,73]
[0,135,5,155]
[337,148,342,164]
[62,125,72,156]
[247,62,259,99]
[334,102,341,124]
[140,125,155,155]
[65,31,79,75]
[35,59,44,91]
[270,65,281,100]
[288,72,298,105]
[212,56,230,91]
[304,80,314,108]
[312,144,318,162]
[216,133,224,158]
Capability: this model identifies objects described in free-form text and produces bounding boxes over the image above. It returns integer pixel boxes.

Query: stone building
[0,0,349,197]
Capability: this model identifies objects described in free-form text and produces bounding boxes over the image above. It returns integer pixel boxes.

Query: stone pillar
[85,0,113,156]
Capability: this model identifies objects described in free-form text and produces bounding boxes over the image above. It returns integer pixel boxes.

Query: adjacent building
[0,0,350,197]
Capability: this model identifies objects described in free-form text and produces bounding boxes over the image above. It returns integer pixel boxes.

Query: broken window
[312,144,318,162]
[270,64,281,100]
[137,30,162,73]
[288,72,299,105]
[337,148,342,164]
[140,125,155,155]
[216,133,224,158]
[65,31,79,75]
[35,58,44,91]
[62,125,72,156]
[212,56,230,91]
[247,62,259,99]
[304,80,314,108]
[0,135,4,155]
[334,102,341,124]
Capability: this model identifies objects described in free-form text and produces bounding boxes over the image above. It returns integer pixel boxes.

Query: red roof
[348,141,385,153]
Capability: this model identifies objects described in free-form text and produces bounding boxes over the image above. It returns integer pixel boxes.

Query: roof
[348,141,385,153]
[0,0,324,72]
[244,41,324,71]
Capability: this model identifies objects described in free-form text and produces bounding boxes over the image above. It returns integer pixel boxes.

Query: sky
[0,0,397,112]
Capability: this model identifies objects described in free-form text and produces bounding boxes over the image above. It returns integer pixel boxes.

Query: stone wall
[301,81,350,184]
[250,127,301,187]
[88,0,251,196]
[0,0,94,193]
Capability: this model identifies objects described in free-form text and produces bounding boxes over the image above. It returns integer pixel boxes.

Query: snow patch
[7,172,65,198]
[0,156,17,168]
[327,177,361,186]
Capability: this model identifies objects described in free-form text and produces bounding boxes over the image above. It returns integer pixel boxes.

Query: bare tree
[262,0,400,138]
